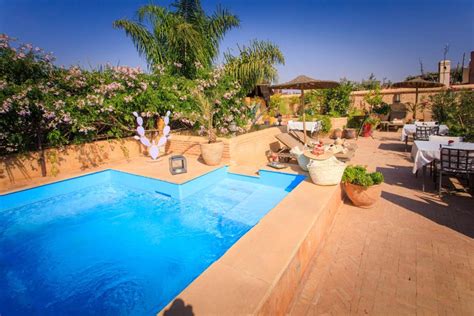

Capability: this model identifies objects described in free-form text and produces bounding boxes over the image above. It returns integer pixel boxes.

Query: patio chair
[275,132,356,163]
[290,129,355,162]
[406,125,440,151]
[289,130,318,146]
[274,133,306,162]
[384,111,407,131]
[435,147,474,196]
[414,126,439,141]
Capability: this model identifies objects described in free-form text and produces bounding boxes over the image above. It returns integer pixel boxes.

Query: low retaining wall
[1,127,286,190]
[330,117,348,130]
[166,126,285,167]
[350,84,474,121]
[0,138,143,190]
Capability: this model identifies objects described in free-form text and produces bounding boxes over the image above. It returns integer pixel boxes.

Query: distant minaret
[438,60,451,86]
[470,51,474,84]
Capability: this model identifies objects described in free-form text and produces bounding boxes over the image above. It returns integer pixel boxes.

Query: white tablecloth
[401,124,449,141]
[411,141,474,173]
[287,120,321,134]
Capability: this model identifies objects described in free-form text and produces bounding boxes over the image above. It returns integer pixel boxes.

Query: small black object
[276,113,283,126]
[169,155,187,175]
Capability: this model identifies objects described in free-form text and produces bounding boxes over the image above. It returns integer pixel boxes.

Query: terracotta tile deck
[288,131,474,315]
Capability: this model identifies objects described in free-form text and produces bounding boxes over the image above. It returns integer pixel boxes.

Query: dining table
[287,120,321,135]
[411,140,474,191]
[401,123,449,142]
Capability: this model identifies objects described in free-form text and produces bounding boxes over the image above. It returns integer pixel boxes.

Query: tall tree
[113,0,239,78]
[224,40,285,93]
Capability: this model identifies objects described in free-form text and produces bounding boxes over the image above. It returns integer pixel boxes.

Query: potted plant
[342,165,384,208]
[195,92,224,165]
[372,103,390,121]
[362,116,380,137]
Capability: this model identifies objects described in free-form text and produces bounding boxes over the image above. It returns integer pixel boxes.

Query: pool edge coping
[157,176,343,315]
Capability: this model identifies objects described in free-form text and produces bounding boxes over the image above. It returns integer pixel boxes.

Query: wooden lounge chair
[289,130,319,146]
[290,130,356,161]
[274,132,356,162]
[273,133,305,162]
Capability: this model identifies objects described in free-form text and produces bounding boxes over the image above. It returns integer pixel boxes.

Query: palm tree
[113,0,239,78]
[224,40,285,92]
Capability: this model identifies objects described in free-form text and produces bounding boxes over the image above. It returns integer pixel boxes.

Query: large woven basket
[307,156,345,185]
[290,147,309,171]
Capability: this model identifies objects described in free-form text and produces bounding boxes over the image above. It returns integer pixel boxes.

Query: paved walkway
[288,132,474,315]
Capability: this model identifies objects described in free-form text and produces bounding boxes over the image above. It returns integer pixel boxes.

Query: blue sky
[1,0,473,83]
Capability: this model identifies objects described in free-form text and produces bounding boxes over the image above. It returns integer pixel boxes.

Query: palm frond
[113,20,160,66]
[224,40,285,92]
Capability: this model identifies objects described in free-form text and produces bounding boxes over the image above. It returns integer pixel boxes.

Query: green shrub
[342,165,384,187]
[270,94,291,115]
[363,85,383,112]
[370,171,384,185]
[346,108,366,128]
[372,102,390,115]
[306,113,332,133]
[0,35,251,155]
[430,90,474,141]
[305,80,353,117]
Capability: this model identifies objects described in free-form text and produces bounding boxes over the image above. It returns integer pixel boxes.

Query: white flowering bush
[174,66,252,136]
[0,34,254,155]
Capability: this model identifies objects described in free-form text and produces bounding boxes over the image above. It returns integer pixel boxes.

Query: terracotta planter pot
[332,128,343,139]
[343,182,382,208]
[343,128,356,139]
[362,123,372,137]
[200,141,224,166]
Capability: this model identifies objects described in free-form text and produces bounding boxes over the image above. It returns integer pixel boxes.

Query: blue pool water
[0,167,305,315]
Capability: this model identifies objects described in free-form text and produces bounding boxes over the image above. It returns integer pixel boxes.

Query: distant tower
[470,51,474,84]
[438,60,451,86]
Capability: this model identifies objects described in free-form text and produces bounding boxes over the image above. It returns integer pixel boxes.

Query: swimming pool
[0,167,305,315]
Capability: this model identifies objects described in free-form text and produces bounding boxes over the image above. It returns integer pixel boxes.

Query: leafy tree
[363,85,382,113]
[305,80,353,117]
[115,2,284,91]
[113,1,239,78]
[430,90,474,141]
[224,40,285,93]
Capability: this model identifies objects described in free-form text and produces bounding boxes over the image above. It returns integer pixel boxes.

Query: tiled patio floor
[288,131,474,315]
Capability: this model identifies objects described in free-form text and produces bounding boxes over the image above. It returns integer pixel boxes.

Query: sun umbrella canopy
[392,77,444,89]
[392,78,444,121]
[270,75,339,146]
[270,75,339,90]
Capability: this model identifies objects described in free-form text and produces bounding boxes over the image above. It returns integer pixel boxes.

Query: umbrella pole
[414,87,419,121]
[301,89,307,145]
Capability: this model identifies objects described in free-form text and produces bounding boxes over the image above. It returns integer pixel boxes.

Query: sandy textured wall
[1,127,287,189]
[228,126,285,167]
[0,138,144,189]
[165,135,231,162]
[167,126,285,167]
[350,84,474,121]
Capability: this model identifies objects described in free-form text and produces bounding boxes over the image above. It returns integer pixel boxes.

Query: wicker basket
[290,147,309,171]
[307,156,345,185]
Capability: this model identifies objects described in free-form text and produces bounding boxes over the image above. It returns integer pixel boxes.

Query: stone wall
[0,127,287,189]
[228,126,284,166]
[278,84,474,122]
[166,126,285,167]
[351,84,474,121]
[0,138,144,189]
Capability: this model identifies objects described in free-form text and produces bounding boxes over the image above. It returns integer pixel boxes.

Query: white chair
[429,135,463,142]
